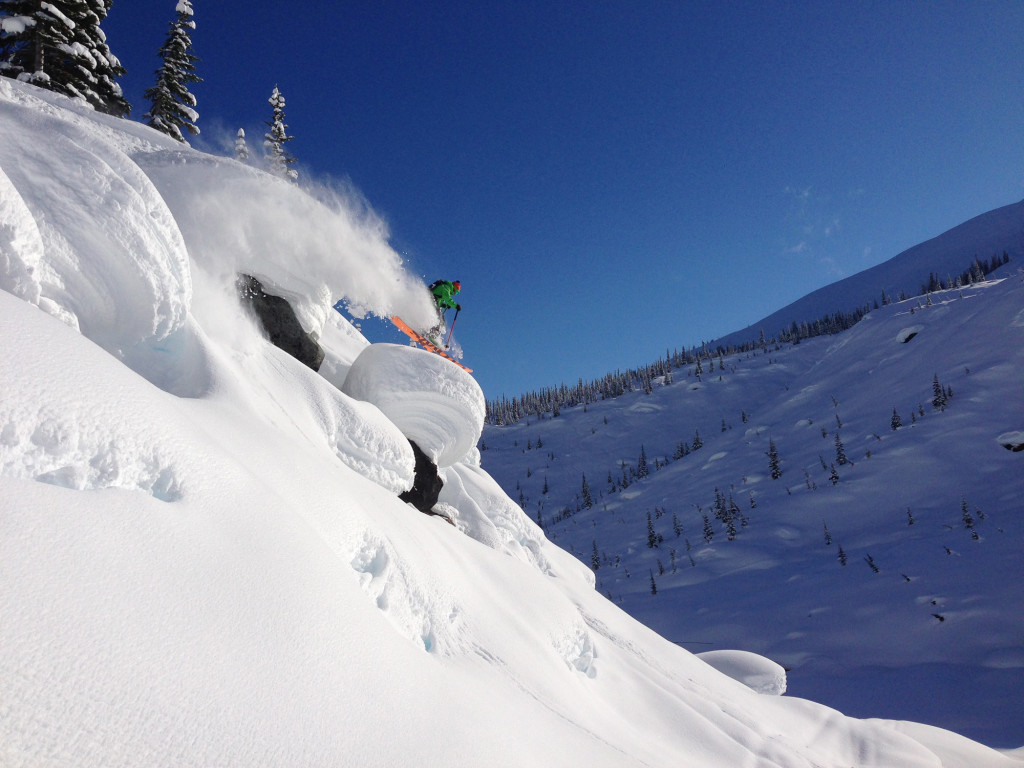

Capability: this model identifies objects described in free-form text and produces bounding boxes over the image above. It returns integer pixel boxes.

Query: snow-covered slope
[712,200,1024,351]
[2,78,1022,767]
[483,274,1024,748]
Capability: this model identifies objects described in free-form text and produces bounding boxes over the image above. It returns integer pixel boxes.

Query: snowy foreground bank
[1,79,1021,767]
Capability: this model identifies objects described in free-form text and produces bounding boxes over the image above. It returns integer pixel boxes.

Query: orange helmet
[453,280,461,291]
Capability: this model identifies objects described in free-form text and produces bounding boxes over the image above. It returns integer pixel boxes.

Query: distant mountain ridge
[713,199,1024,349]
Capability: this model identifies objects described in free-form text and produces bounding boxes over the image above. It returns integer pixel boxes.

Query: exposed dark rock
[237,274,324,371]
[400,440,444,515]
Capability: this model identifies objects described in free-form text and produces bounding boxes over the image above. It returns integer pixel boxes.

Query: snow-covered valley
[482,274,1024,748]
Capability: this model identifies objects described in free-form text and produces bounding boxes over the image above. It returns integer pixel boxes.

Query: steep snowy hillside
[483,274,1024,747]
[2,79,1022,767]
[712,200,1024,350]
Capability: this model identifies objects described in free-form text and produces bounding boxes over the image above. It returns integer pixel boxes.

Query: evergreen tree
[890,407,902,431]
[580,473,593,509]
[960,497,975,531]
[235,128,249,161]
[766,438,781,479]
[637,445,649,479]
[932,373,948,411]
[649,570,657,595]
[646,511,658,549]
[591,540,600,571]
[265,85,298,181]
[834,433,848,466]
[144,0,200,141]
[1,0,129,115]
[701,512,713,543]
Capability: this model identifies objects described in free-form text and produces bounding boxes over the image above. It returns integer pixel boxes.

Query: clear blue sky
[104,1,1024,400]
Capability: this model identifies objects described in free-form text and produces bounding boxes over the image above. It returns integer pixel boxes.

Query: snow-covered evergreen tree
[931,373,948,411]
[144,0,200,142]
[767,438,781,479]
[834,432,848,466]
[234,128,249,162]
[264,85,298,181]
[0,0,129,115]
[580,473,593,509]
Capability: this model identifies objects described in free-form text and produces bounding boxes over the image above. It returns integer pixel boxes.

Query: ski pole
[445,307,460,348]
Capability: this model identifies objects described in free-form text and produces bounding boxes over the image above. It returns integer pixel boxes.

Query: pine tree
[637,445,649,479]
[1,0,129,115]
[834,433,848,466]
[265,85,298,181]
[590,540,600,571]
[766,438,781,479]
[932,373,948,411]
[580,474,593,509]
[890,407,902,431]
[960,497,975,531]
[144,0,200,141]
[649,570,657,595]
[235,128,249,161]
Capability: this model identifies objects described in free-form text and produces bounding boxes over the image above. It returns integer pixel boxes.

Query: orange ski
[391,316,474,373]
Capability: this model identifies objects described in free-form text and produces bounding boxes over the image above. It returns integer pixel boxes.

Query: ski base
[391,316,473,373]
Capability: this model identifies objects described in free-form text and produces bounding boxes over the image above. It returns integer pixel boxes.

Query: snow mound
[996,430,1024,452]
[0,80,191,357]
[697,649,788,695]
[897,325,924,343]
[342,343,485,468]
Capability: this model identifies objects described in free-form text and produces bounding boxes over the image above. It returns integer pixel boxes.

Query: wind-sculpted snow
[0,165,48,308]
[697,649,787,695]
[438,460,595,584]
[0,81,191,359]
[0,292,191,500]
[261,350,415,495]
[342,343,486,468]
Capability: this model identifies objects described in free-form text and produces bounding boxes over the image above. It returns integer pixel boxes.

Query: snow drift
[342,342,485,468]
[1,78,1022,767]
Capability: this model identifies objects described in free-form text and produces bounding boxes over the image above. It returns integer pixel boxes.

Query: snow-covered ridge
[2,78,1022,767]
[712,199,1024,351]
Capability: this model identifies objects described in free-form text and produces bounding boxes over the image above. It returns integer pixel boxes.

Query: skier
[430,279,461,312]
[427,279,461,344]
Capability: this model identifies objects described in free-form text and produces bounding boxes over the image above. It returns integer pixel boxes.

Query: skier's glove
[456,304,462,310]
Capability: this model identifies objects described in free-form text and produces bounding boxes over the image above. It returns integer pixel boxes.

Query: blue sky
[103,1,1024,399]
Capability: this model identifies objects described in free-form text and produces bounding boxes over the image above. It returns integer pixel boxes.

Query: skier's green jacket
[430,280,461,311]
